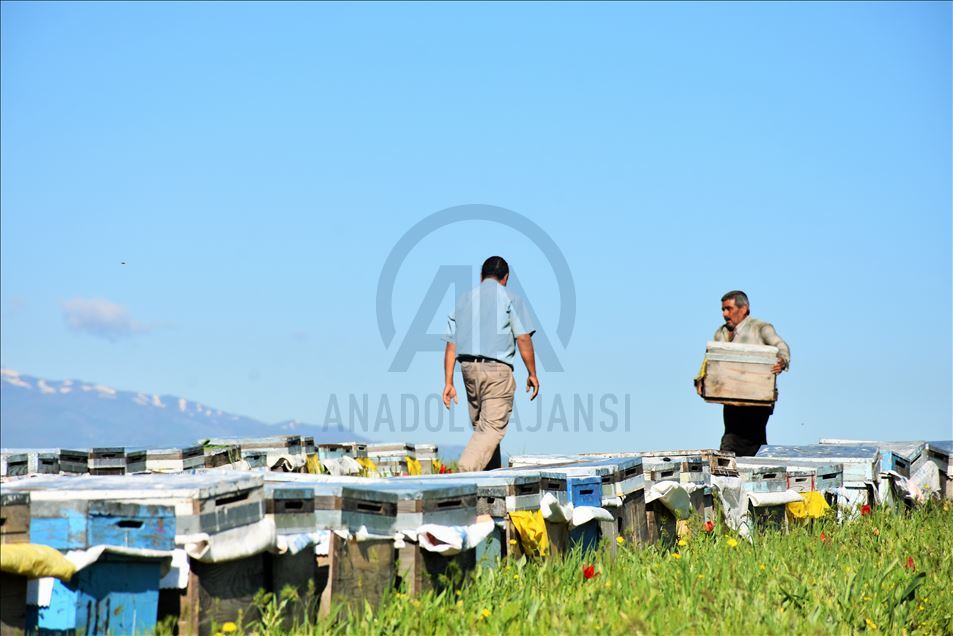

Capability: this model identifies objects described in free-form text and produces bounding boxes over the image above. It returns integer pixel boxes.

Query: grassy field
[214,502,953,635]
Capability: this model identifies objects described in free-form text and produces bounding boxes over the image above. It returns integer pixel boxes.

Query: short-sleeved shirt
[444,279,536,367]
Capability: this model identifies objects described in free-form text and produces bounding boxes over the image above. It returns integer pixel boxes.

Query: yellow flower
[671,552,682,559]
[865,618,878,631]
[677,539,687,547]
[696,574,704,580]
[480,608,491,620]
[456,600,463,608]
[726,538,738,548]
[509,539,518,545]
[616,536,625,545]
[759,563,766,571]
[221,622,238,634]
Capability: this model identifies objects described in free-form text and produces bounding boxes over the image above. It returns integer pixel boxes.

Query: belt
[458,355,513,369]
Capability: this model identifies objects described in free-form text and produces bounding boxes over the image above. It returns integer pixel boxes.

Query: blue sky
[2,2,950,453]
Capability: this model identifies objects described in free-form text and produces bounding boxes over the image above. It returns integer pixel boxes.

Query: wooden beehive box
[819,439,924,477]
[737,465,788,493]
[141,446,206,473]
[0,453,28,478]
[922,441,952,499]
[317,442,368,461]
[203,444,241,468]
[1,449,59,475]
[756,445,880,484]
[572,457,647,547]
[58,448,89,474]
[0,492,30,544]
[702,341,779,406]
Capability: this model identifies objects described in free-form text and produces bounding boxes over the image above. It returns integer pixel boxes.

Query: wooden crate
[6,472,266,540]
[207,435,306,470]
[397,543,475,597]
[0,572,26,636]
[922,441,952,499]
[756,445,881,484]
[142,446,206,473]
[162,553,265,636]
[571,457,646,548]
[29,554,167,635]
[701,341,778,406]
[314,535,395,612]
[738,466,788,494]
[0,493,29,545]
[0,453,27,478]
[645,501,678,549]
[634,449,738,475]
[204,444,241,468]
[317,442,368,461]
[58,449,89,474]
[0,449,59,475]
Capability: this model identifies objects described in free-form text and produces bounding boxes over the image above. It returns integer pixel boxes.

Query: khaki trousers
[457,361,516,472]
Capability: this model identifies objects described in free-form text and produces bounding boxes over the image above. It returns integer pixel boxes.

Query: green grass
[222,503,953,635]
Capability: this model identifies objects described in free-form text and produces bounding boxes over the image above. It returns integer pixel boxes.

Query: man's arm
[760,322,790,374]
[516,334,539,400]
[442,342,458,409]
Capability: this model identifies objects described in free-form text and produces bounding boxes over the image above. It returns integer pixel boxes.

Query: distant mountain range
[0,368,372,449]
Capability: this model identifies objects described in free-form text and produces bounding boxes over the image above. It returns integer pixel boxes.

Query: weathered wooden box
[922,441,952,499]
[207,435,306,470]
[58,449,89,474]
[0,571,27,636]
[0,453,28,478]
[508,454,580,468]
[370,480,477,531]
[756,445,881,484]
[410,444,438,474]
[203,444,241,468]
[737,465,788,494]
[0,492,30,544]
[571,457,647,547]
[819,439,924,478]
[28,554,168,636]
[141,445,206,473]
[367,443,413,476]
[701,341,779,406]
[6,472,266,539]
[736,458,844,495]
[0,449,59,475]
[590,449,738,475]
[87,447,147,476]
[264,473,401,536]
[317,442,368,461]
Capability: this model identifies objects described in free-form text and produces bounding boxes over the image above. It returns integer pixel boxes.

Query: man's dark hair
[481,256,509,281]
[721,290,750,307]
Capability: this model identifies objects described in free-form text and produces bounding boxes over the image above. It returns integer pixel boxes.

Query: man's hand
[442,383,458,409]
[526,374,540,401]
[694,379,703,396]
[771,356,786,375]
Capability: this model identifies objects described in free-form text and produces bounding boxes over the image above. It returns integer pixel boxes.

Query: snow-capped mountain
[0,368,367,448]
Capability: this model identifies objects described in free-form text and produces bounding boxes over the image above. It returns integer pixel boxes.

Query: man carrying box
[695,290,791,456]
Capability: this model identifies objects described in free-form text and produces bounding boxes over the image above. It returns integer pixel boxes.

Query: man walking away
[696,290,790,456]
[442,256,540,471]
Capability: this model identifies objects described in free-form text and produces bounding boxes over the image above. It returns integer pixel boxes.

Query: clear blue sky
[2,2,950,453]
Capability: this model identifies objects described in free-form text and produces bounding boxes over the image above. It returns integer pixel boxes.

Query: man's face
[722,299,748,329]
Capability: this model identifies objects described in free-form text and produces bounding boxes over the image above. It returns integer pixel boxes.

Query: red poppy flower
[583,564,597,580]
[439,464,449,474]
[905,556,915,570]
[704,521,715,533]
[860,505,871,516]
[819,532,830,544]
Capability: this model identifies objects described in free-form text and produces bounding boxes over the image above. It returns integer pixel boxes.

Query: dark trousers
[720,405,773,457]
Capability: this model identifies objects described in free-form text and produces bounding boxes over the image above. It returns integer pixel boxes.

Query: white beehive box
[702,341,778,406]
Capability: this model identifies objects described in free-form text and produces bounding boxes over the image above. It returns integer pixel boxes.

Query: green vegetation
[211,503,953,635]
